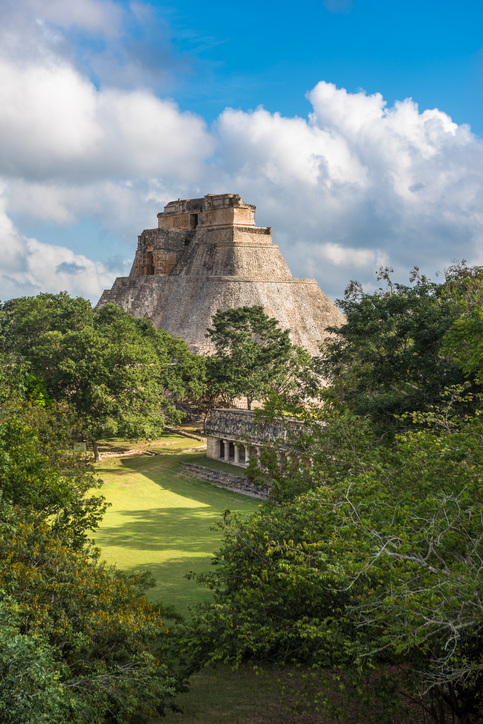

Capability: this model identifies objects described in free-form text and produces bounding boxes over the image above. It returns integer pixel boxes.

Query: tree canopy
[182,266,483,724]
[317,265,481,430]
[0,354,106,546]
[0,294,205,460]
[0,505,180,723]
[0,352,183,723]
[183,391,483,724]
[205,305,312,409]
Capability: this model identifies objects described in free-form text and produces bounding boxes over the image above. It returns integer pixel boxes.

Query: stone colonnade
[213,438,264,467]
[207,435,309,471]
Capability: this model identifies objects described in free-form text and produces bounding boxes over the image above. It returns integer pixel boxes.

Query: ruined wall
[205,408,300,445]
[158,194,256,229]
[97,193,345,355]
[129,228,192,277]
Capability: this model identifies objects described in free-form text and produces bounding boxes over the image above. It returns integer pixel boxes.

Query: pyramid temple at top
[97,193,344,354]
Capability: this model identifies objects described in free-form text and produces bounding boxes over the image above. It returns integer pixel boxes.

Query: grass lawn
[94,433,258,616]
[162,667,331,724]
[93,434,421,724]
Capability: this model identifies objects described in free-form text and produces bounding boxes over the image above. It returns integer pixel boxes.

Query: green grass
[161,667,329,724]
[94,435,257,616]
[93,436,418,724]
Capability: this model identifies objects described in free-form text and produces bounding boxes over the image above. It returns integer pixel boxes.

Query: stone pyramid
[97,193,344,354]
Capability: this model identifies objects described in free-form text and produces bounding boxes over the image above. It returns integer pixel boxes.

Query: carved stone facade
[205,408,301,468]
[97,193,344,354]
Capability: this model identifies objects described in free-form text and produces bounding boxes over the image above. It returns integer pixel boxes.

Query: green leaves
[206,306,307,409]
[0,315,187,722]
[318,266,481,431]
[0,506,179,723]
[0,296,205,459]
[184,393,483,723]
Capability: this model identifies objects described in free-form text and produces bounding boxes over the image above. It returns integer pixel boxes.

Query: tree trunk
[247,398,252,410]
[92,440,100,463]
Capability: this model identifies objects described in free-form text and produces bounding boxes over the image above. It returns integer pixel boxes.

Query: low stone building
[97,193,344,355]
[205,408,302,467]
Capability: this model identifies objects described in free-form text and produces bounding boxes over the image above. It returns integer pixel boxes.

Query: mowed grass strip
[94,435,257,616]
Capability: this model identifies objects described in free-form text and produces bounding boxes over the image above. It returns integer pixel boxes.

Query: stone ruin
[97,193,344,354]
[205,407,301,466]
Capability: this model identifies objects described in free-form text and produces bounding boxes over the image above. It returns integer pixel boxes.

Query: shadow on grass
[95,506,223,552]
[94,449,257,613]
[115,451,254,509]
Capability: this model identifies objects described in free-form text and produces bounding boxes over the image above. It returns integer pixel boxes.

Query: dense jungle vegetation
[1,262,483,723]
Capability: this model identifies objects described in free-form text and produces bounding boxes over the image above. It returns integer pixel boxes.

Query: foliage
[205,305,312,409]
[0,354,107,546]
[183,391,483,724]
[443,265,483,382]
[0,596,67,724]
[0,352,185,722]
[0,294,205,460]
[318,265,479,431]
[0,503,180,723]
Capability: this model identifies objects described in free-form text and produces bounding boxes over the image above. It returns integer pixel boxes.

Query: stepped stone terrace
[97,193,344,355]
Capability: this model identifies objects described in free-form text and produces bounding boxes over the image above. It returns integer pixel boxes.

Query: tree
[442,264,483,382]
[0,295,205,461]
[0,354,106,546]
[0,503,181,723]
[182,391,483,724]
[0,597,68,724]
[206,306,309,410]
[0,352,184,722]
[318,266,478,431]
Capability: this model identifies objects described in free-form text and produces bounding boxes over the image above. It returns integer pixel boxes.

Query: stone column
[234,444,240,464]
[245,445,250,465]
[223,440,230,463]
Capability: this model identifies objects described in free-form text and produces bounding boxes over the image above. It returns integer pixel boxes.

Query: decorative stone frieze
[205,408,302,468]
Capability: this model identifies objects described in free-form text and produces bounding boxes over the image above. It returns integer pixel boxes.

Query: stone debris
[182,462,269,500]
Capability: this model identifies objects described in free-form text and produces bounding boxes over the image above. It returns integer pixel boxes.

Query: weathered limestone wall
[158,194,256,229]
[97,193,345,355]
[171,227,291,281]
[205,409,304,470]
[129,228,192,278]
[205,409,299,446]
[206,436,220,459]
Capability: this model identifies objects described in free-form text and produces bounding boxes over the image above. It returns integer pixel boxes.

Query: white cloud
[28,0,124,36]
[0,57,214,183]
[0,189,27,272]
[0,231,117,303]
[210,82,483,296]
[1,0,483,306]
[315,242,388,268]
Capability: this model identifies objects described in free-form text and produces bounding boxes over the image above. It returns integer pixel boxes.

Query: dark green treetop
[205,305,308,410]
[317,265,480,430]
[0,294,205,460]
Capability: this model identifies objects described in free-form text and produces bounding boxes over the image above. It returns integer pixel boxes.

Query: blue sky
[1,0,483,302]
[160,0,483,131]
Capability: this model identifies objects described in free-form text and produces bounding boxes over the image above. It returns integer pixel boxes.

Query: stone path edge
[182,462,269,500]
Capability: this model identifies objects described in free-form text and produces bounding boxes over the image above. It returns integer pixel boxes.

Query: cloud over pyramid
[97,194,344,354]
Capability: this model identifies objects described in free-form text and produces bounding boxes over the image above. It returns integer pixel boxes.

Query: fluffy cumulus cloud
[0,0,214,300]
[0,184,120,301]
[1,0,483,303]
[211,82,483,296]
[0,59,213,182]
